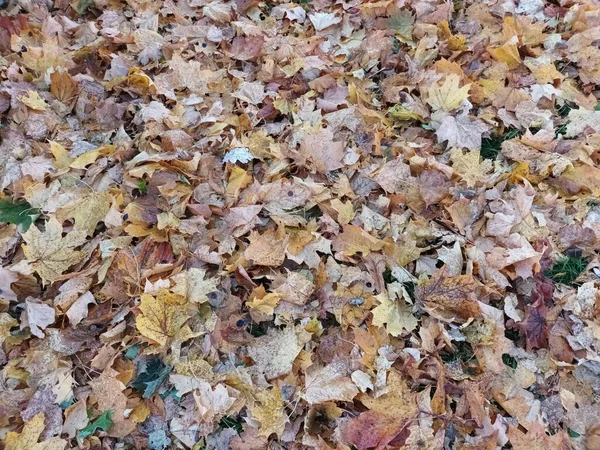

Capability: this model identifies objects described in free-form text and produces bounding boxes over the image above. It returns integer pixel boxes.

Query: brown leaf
[416,268,482,323]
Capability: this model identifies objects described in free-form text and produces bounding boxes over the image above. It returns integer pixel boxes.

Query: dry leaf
[21,218,87,284]
[136,289,192,350]
[427,74,471,111]
[303,360,359,405]
[371,291,417,337]
[251,387,287,437]
[416,269,482,323]
[4,412,66,450]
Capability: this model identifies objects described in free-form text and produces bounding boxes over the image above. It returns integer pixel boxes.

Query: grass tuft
[481,128,522,160]
[545,256,587,286]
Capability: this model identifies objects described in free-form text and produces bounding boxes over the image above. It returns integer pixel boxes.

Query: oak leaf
[21,218,87,284]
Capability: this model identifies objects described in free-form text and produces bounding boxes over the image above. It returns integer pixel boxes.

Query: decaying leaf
[416,269,482,323]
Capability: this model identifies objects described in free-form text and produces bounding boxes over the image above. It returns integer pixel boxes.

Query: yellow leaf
[226,166,252,205]
[372,291,417,337]
[56,192,111,236]
[22,218,87,284]
[332,224,385,257]
[450,148,493,187]
[0,313,18,345]
[127,67,156,94]
[358,369,417,419]
[18,91,46,111]
[136,289,192,349]
[246,292,281,316]
[129,402,151,423]
[330,198,355,225]
[524,59,565,84]
[5,412,66,450]
[49,141,73,171]
[488,36,521,69]
[70,145,116,169]
[426,74,471,111]
[252,387,287,438]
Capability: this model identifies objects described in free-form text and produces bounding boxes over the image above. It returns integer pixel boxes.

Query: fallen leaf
[303,360,359,405]
[450,148,493,187]
[4,412,66,450]
[251,387,287,437]
[247,326,307,380]
[135,289,192,350]
[371,291,417,337]
[56,192,111,236]
[427,74,471,111]
[21,218,87,284]
[437,113,490,151]
[23,299,55,338]
[416,268,482,323]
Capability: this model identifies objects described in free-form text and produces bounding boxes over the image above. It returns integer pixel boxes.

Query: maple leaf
[416,268,482,323]
[4,412,66,450]
[247,326,307,380]
[245,229,289,267]
[332,224,385,257]
[135,289,193,350]
[78,410,113,440]
[299,127,345,173]
[21,218,87,284]
[56,192,111,237]
[508,421,569,450]
[303,360,359,405]
[436,112,490,151]
[0,313,18,345]
[170,268,219,304]
[450,148,493,187]
[18,91,46,111]
[345,370,418,449]
[427,74,471,111]
[371,291,417,337]
[251,387,287,438]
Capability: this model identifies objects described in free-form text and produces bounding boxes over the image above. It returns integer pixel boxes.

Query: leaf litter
[1,0,600,449]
